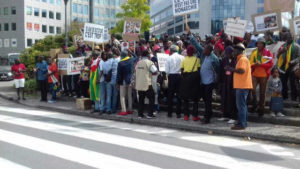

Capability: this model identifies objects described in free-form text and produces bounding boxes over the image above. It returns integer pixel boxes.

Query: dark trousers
[221,83,237,119]
[280,71,298,100]
[63,75,72,95]
[252,77,268,112]
[138,86,154,117]
[183,99,198,117]
[202,83,214,121]
[38,80,48,101]
[73,74,80,97]
[80,81,89,98]
[167,74,182,116]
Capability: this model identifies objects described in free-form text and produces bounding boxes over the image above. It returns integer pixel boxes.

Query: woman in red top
[11,59,26,100]
[47,58,59,103]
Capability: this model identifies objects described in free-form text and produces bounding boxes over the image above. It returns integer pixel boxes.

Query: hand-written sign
[225,19,247,38]
[58,58,68,70]
[123,18,142,41]
[172,0,199,16]
[83,23,105,43]
[157,53,169,72]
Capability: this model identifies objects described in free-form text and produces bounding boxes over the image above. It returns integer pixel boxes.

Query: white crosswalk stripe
[0,158,31,169]
[0,110,291,169]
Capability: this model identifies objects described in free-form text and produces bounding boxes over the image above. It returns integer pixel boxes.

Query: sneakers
[153,111,158,115]
[48,100,56,103]
[227,119,236,124]
[231,125,246,130]
[184,115,189,121]
[146,115,156,119]
[127,111,133,115]
[118,112,128,116]
[138,115,145,119]
[192,117,201,121]
[218,117,229,121]
[270,112,276,117]
[277,112,285,117]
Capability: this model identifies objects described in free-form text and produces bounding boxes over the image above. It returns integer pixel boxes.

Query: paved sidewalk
[0,86,300,145]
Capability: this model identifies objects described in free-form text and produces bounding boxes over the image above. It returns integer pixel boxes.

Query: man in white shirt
[165,45,184,118]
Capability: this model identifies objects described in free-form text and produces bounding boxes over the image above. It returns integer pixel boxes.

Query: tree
[111,0,152,35]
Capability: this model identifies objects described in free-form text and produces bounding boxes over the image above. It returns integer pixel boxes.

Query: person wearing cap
[249,37,274,116]
[226,43,253,130]
[277,31,300,101]
[116,50,138,116]
[188,27,220,124]
[165,45,185,118]
[135,50,158,119]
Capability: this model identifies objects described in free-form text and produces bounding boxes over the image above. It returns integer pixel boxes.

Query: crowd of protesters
[11,26,300,130]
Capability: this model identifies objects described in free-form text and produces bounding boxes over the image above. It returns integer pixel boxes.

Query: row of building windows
[94,8,117,18]
[72,3,89,15]
[26,23,62,34]
[94,0,122,6]
[35,0,62,6]
[72,17,89,23]
[0,23,17,31]
[0,7,16,16]
[26,7,62,20]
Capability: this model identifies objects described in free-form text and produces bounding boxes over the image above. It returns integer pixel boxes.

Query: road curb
[1,93,299,144]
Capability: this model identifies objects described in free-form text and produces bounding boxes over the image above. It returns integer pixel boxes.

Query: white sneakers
[227,119,236,124]
[218,118,235,124]
[270,112,285,117]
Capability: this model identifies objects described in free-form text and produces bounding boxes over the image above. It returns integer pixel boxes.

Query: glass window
[49,11,54,19]
[34,8,39,16]
[175,25,183,34]
[116,0,120,6]
[106,0,110,5]
[257,0,264,3]
[56,27,62,34]
[106,8,110,18]
[4,7,9,15]
[167,28,174,35]
[56,0,61,5]
[257,7,264,13]
[84,5,88,15]
[26,6,32,15]
[11,7,16,15]
[42,0,47,3]
[111,9,115,18]
[111,0,115,5]
[94,8,99,16]
[42,25,47,33]
[35,40,40,44]
[49,0,54,4]
[0,24,2,31]
[78,4,83,14]
[73,4,77,13]
[11,23,16,31]
[56,12,61,20]
[49,26,54,33]
[42,10,47,17]
[0,8,2,16]
[27,39,33,47]
[4,23,9,31]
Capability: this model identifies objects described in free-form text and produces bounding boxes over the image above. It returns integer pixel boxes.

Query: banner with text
[157,53,169,72]
[252,11,282,33]
[83,23,105,43]
[172,0,199,16]
[225,19,247,38]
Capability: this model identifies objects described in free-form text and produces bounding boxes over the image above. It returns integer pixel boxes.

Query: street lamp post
[64,0,69,48]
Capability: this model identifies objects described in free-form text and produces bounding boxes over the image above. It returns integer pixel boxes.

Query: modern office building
[150,0,299,38]
[0,0,66,57]
[71,0,126,29]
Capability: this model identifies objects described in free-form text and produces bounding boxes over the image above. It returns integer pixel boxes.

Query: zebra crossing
[0,105,299,169]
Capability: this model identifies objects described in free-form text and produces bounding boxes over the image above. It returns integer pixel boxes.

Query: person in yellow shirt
[226,43,253,130]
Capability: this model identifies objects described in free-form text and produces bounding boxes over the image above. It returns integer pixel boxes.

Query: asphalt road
[0,97,299,169]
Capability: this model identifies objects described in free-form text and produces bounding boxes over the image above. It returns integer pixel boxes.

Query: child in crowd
[268,68,285,117]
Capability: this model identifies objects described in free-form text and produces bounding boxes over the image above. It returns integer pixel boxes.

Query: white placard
[11,39,17,47]
[83,23,105,43]
[252,11,281,33]
[4,39,9,48]
[0,39,2,48]
[172,0,199,16]
[157,53,169,72]
[103,28,110,43]
[58,58,69,70]
[291,17,300,35]
[225,19,247,38]
[68,57,85,75]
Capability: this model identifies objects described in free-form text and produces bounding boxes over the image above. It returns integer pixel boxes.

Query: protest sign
[172,0,199,16]
[68,57,85,75]
[264,0,295,12]
[103,28,110,43]
[252,11,282,33]
[58,54,70,75]
[121,42,129,52]
[290,17,300,36]
[123,18,142,41]
[225,19,247,38]
[157,53,169,72]
[83,23,105,43]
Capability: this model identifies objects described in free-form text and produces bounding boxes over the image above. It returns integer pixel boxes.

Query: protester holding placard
[47,58,59,104]
[249,37,274,116]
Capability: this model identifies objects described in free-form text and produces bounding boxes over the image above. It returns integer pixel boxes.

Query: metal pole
[64,0,69,48]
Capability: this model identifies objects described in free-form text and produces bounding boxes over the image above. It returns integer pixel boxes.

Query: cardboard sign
[157,53,169,72]
[123,18,142,41]
[58,54,70,75]
[50,49,61,59]
[252,11,282,33]
[264,0,295,12]
[68,57,85,75]
[83,23,105,43]
[290,17,300,36]
[172,0,199,16]
[225,19,247,38]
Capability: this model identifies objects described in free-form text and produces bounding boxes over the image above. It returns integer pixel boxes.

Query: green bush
[25,78,38,94]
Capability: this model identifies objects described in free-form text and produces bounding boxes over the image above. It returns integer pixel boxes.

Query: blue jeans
[105,82,118,112]
[99,81,106,111]
[236,89,249,128]
[49,83,57,101]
